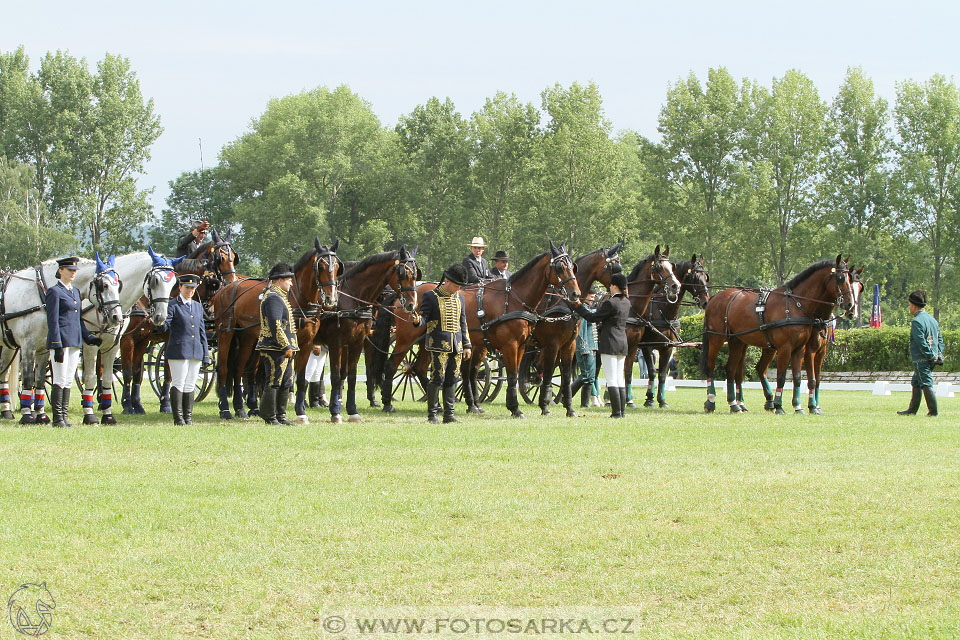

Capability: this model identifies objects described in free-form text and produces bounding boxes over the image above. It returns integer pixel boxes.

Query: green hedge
[675,314,957,379]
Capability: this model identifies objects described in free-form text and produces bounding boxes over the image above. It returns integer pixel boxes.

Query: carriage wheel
[146,342,165,399]
[151,343,212,401]
[456,354,492,402]
[195,347,217,402]
[391,347,425,403]
[480,354,506,403]
[519,350,562,405]
[73,351,122,398]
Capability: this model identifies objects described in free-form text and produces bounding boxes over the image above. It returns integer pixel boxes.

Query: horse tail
[699,313,712,379]
[367,293,398,390]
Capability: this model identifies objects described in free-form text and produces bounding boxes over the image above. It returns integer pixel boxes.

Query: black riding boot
[260,387,279,425]
[61,387,73,427]
[50,386,65,428]
[182,391,194,425]
[923,386,938,417]
[619,387,628,418]
[898,387,922,415]
[171,388,185,425]
[318,379,328,407]
[608,386,622,419]
[579,384,590,408]
[276,388,293,425]
[308,381,322,408]
[442,385,460,423]
[426,384,440,424]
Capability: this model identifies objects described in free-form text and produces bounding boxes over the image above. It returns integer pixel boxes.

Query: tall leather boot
[442,385,460,423]
[50,386,65,428]
[276,387,293,425]
[317,378,328,407]
[897,387,922,415]
[171,388,185,425]
[260,387,279,425]
[182,391,194,425]
[922,386,938,417]
[425,384,440,424]
[619,387,628,418]
[571,378,584,399]
[308,381,322,408]
[61,387,73,428]
[608,386,622,419]
[580,384,590,408]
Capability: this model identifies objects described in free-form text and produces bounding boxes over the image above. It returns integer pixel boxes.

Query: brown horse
[119,233,241,414]
[750,265,864,414]
[700,256,857,415]
[212,238,340,420]
[625,255,711,409]
[312,247,419,423]
[524,242,624,417]
[460,242,581,418]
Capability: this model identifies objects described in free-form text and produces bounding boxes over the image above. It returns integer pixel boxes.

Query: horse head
[683,253,711,310]
[209,230,239,284]
[392,244,419,313]
[652,244,681,303]
[831,254,857,319]
[314,236,340,309]
[144,247,180,325]
[90,251,124,328]
[548,241,581,303]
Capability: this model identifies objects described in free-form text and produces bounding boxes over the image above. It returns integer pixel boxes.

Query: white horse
[0,257,123,423]
[79,249,183,424]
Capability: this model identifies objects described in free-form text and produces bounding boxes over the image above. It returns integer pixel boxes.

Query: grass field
[0,387,958,639]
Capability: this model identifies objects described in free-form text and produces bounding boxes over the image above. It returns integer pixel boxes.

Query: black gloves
[53,348,63,363]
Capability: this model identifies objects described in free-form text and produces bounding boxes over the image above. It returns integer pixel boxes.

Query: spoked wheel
[195,347,217,402]
[146,342,166,399]
[480,354,506,403]
[151,343,215,401]
[457,354,493,402]
[73,351,122,398]
[392,347,425,403]
[519,349,561,405]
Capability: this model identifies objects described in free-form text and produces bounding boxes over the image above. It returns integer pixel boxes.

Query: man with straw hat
[462,236,491,283]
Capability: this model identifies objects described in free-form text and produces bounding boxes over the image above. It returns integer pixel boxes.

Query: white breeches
[601,353,626,387]
[51,347,82,387]
[168,359,202,393]
[305,347,328,383]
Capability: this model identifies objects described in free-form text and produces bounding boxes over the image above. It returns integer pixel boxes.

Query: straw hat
[467,236,487,248]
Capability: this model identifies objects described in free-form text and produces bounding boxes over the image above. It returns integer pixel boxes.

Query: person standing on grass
[161,274,209,425]
[571,272,631,418]
[256,263,299,425]
[898,290,944,417]
[570,289,602,408]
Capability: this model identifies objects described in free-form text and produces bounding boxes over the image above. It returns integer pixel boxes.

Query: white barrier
[871,381,891,396]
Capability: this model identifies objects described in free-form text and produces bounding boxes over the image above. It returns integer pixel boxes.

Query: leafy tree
[0,156,72,268]
[150,167,236,255]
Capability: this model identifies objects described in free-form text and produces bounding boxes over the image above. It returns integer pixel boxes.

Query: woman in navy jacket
[161,273,209,424]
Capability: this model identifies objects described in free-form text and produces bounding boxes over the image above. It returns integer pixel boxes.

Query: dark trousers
[260,350,294,389]
[428,350,462,386]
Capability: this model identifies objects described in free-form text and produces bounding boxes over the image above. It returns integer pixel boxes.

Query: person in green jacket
[570,289,602,408]
[898,289,944,417]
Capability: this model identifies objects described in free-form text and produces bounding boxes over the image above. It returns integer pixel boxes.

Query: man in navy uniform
[490,250,512,279]
[161,273,209,425]
[46,256,103,427]
[462,236,491,283]
[898,289,944,417]
[413,264,472,423]
[256,263,299,425]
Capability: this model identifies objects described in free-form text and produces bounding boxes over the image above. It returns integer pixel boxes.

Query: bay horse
[213,238,340,420]
[311,247,419,423]
[525,242,623,417]
[750,265,864,414]
[461,242,581,418]
[700,255,856,414]
[118,234,241,415]
[625,255,711,409]
[0,255,124,423]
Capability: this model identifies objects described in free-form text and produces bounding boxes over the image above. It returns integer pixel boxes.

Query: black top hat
[178,273,202,287]
[493,250,510,261]
[443,263,469,286]
[268,262,295,280]
[56,256,81,271]
[611,273,628,290]
[909,289,927,307]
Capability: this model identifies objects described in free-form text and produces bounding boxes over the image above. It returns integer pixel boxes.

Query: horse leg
[217,331,234,419]
[233,337,255,419]
[380,351,402,413]
[755,348,776,411]
[18,348,37,424]
[791,348,805,414]
[504,344,524,419]
[158,357,172,413]
[120,339,134,415]
[703,334,722,413]
[98,346,119,425]
[811,342,826,414]
[0,349,16,419]
[363,340,380,408]
[657,346,672,408]
[80,344,101,425]
[726,340,744,413]
[539,348,555,416]
[33,354,50,424]
[560,344,576,418]
[346,353,362,422]
[773,348,791,415]
[328,346,344,424]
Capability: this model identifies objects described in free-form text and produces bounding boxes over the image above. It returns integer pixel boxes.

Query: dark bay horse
[625,255,710,409]
[751,265,864,414]
[312,247,419,423]
[212,238,340,420]
[119,233,241,414]
[526,242,623,417]
[461,242,581,418]
[700,256,856,415]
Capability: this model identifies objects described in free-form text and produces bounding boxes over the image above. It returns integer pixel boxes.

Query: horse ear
[663,245,670,257]
[171,256,185,266]
[549,240,559,256]
[95,252,105,272]
[844,255,850,264]
[109,254,115,266]
[857,266,865,275]
[331,238,340,253]
[148,246,157,259]
[211,228,221,243]
[836,254,842,265]
[315,236,322,253]
[691,253,697,263]
[410,245,419,258]
[654,244,661,257]
[416,266,423,280]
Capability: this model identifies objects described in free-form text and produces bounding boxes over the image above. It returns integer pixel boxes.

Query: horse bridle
[144,265,176,314]
[88,268,123,326]
[827,265,855,311]
[650,255,680,304]
[688,260,710,306]
[315,250,340,306]
[209,241,238,278]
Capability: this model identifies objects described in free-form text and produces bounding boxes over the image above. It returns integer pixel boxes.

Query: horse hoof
[0,410,13,420]
[512,412,525,419]
[566,410,577,418]
[236,409,248,420]
[347,414,363,423]
[248,409,260,417]
[730,405,742,413]
[102,414,117,425]
[658,403,669,409]
[159,407,172,414]
[296,415,309,425]
[764,402,776,412]
[739,404,748,412]
[809,406,822,415]
[369,400,381,408]
[626,401,638,408]
[643,400,654,408]
[382,405,396,413]
[331,414,343,424]
[220,411,233,420]
[318,400,329,408]
[775,407,786,415]
[83,414,100,425]
[794,408,805,415]
[35,413,50,425]
[121,408,135,415]
[134,406,146,415]
[468,406,484,414]
[541,408,551,416]
[19,415,35,425]
[704,401,715,413]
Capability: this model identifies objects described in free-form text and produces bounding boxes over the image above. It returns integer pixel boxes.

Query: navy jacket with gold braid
[416,286,472,354]
[256,285,299,352]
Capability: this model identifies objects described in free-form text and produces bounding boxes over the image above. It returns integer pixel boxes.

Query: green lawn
[0,388,958,639]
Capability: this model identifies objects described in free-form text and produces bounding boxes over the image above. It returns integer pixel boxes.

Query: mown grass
[0,388,957,639]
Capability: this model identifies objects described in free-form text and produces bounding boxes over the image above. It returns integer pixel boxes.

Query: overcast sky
[3,0,958,214]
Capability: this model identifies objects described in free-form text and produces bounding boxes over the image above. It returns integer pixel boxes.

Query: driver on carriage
[462,236,492,283]
[175,220,211,268]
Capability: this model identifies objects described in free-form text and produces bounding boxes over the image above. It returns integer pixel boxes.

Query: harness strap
[479,309,539,332]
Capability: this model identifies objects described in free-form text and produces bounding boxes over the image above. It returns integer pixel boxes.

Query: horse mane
[342,250,399,279]
[293,248,318,272]
[188,240,215,259]
[785,260,834,290]
[574,248,603,263]
[508,252,549,284]
[628,255,655,281]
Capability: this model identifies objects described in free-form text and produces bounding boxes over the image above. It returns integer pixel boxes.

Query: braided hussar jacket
[256,285,299,352]
[416,286,472,354]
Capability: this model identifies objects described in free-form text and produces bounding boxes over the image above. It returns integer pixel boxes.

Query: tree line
[1,46,958,327]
